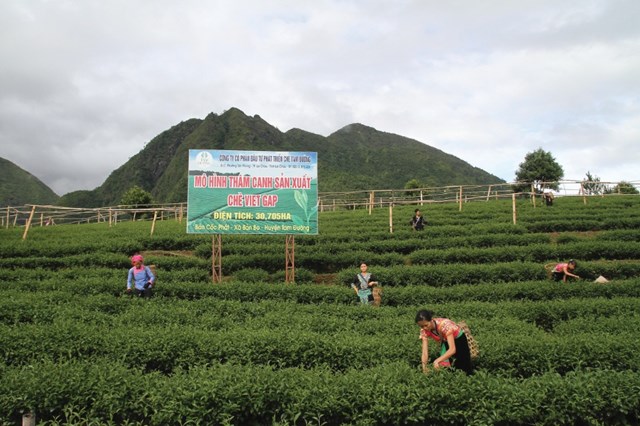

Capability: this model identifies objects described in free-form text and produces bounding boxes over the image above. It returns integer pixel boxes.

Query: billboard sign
[187,150,318,235]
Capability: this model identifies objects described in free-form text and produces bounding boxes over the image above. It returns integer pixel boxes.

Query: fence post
[459,186,463,211]
[369,191,374,215]
[150,211,158,236]
[389,203,393,234]
[531,184,536,208]
[22,205,36,240]
[512,193,517,225]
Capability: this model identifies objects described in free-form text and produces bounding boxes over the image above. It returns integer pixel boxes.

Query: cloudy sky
[1,0,638,195]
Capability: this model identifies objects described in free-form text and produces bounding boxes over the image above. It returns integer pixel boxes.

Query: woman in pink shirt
[416,309,473,375]
[552,259,580,282]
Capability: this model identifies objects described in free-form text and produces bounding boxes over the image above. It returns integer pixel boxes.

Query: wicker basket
[372,286,382,307]
[148,264,157,284]
[544,262,556,279]
[458,320,479,360]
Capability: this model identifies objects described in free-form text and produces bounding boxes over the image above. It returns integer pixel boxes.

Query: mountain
[0,157,59,207]
[58,107,504,207]
[287,123,501,191]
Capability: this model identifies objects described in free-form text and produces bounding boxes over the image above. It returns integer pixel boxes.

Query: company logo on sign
[195,151,212,168]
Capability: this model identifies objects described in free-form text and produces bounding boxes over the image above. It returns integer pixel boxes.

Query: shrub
[233,268,270,283]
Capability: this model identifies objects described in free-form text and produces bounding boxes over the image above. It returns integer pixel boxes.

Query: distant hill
[0,157,59,207]
[56,107,504,207]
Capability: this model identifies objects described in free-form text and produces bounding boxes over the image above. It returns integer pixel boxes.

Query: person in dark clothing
[410,209,425,231]
[544,192,554,206]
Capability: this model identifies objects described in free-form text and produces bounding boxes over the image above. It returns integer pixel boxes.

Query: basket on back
[458,320,479,360]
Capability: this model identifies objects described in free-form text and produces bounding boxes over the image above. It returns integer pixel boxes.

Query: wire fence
[2,203,186,229]
[2,180,638,230]
[317,180,640,211]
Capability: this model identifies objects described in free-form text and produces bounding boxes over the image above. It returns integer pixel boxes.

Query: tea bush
[1,195,640,424]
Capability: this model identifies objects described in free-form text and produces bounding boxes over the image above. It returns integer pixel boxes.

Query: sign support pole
[212,234,222,283]
[285,235,295,283]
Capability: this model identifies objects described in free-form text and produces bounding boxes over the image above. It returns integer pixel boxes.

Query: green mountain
[0,157,59,207]
[59,107,504,207]
[289,123,501,191]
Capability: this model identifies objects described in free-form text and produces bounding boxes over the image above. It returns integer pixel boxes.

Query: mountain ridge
[3,107,505,207]
[0,157,60,207]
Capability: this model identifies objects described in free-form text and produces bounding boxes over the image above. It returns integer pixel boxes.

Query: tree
[513,148,564,193]
[404,179,423,197]
[120,185,153,207]
[582,171,607,195]
[606,181,639,195]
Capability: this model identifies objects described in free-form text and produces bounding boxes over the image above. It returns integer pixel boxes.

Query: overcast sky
[1,0,638,195]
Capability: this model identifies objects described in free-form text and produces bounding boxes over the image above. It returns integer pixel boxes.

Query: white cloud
[0,0,638,195]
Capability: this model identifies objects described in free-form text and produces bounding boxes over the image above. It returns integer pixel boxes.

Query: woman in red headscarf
[126,254,155,297]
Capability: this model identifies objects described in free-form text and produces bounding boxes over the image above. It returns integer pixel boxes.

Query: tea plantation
[1,196,640,425]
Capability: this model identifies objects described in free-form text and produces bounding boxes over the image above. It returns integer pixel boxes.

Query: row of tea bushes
[199,242,640,274]
[2,317,640,376]
[1,359,639,425]
[335,260,640,286]
[1,243,638,278]
[2,269,640,304]
[2,295,640,376]
[5,290,640,331]
[407,241,640,264]
[196,228,640,263]
[201,233,552,258]
[522,217,640,233]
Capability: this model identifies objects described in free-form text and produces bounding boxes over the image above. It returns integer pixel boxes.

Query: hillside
[0,157,59,207]
[58,107,504,207]
[316,123,497,190]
